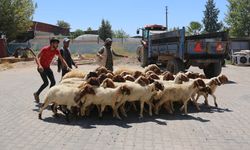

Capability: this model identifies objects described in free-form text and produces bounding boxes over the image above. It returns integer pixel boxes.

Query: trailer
[136,24,229,78]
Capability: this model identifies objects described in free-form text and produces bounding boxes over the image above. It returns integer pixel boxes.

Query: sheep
[97,73,108,84]
[79,84,131,119]
[115,80,164,118]
[113,68,135,76]
[78,77,100,89]
[193,74,228,110]
[106,72,114,79]
[185,71,206,79]
[38,84,95,120]
[112,75,126,83]
[162,72,175,81]
[144,64,162,75]
[154,78,206,115]
[124,74,136,82]
[95,66,110,76]
[133,70,145,79]
[120,71,132,77]
[146,73,160,80]
[100,78,116,88]
[83,71,98,80]
[62,69,85,80]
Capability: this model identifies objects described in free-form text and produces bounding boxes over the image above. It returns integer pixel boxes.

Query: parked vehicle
[136,24,229,78]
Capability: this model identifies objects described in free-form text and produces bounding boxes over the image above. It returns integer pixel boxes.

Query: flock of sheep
[38,64,228,121]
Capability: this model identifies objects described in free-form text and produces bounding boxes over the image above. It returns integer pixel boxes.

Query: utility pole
[166,6,168,31]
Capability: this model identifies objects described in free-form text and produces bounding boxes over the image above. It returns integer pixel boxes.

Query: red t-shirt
[39,46,60,68]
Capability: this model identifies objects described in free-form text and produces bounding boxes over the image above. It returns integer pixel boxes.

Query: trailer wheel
[203,61,222,78]
[140,47,148,67]
[166,58,185,74]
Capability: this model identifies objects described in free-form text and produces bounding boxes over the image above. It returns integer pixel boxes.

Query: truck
[136,24,228,78]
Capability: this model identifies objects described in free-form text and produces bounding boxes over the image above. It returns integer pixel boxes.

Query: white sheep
[193,74,228,110]
[154,78,206,115]
[80,85,130,119]
[115,81,164,118]
[38,85,83,120]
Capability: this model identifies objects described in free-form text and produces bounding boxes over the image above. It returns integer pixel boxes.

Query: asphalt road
[0,62,250,150]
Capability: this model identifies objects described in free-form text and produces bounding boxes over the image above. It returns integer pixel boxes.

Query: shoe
[33,92,40,103]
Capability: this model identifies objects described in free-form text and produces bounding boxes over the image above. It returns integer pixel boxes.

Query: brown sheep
[62,69,85,80]
[144,64,162,75]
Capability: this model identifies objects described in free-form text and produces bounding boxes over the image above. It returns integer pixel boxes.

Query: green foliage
[56,20,70,29]
[0,0,35,42]
[186,21,203,35]
[112,29,129,38]
[98,19,112,42]
[86,27,92,31]
[225,0,250,37]
[202,0,222,33]
[71,29,84,39]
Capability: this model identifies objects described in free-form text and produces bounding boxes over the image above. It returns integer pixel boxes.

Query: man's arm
[58,53,70,71]
[57,49,63,72]
[96,47,104,58]
[112,49,128,58]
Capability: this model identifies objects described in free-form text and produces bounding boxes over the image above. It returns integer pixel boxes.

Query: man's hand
[38,66,44,73]
[67,67,72,72]
[97,54,103,59]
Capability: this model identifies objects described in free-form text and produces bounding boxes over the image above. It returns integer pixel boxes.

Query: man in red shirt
[33,37,70,103]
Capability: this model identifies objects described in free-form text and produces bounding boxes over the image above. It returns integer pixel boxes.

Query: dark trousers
[36,68,56,95]
[61,69,70,77]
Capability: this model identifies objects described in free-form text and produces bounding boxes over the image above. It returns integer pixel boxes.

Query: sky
[33,0,229,36]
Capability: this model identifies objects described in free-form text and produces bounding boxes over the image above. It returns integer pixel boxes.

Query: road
[0,62,250,150]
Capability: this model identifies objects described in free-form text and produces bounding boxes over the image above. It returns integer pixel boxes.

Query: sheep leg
[170,101,175,112]
[81,103,91,117]
[99,105,105,118]
[131,102,137,111]
[120,104,128,117]
[113,106,121,120]
[163,102,173,114]
[116,101,127,117]
[38,98,50,119]
[203,94,210,106]
[194,93,201,111]
[155,100,166,115]
[145,101,153,116]
[180,99,189,115]
[139,101,145,118]
[211,94,218,107]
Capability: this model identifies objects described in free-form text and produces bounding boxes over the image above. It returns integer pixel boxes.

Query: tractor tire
[140,47,148,68]
[166,58,185,74]
[203,61,222,78]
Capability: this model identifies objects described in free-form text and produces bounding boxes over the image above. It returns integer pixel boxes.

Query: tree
[71,29,84,38]
[57,20,70,29]
[112,29,129,38]
[98,19,112,42]
[0,0,35,42]
[187,21,203,35]
[225,0,250,37]
[202,0,222,33]
[86,27,92,31]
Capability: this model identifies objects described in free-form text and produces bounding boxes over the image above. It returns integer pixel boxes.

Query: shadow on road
[37,101,232,129]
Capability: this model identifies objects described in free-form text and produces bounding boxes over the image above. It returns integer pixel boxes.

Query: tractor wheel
[166,58,185,74]
[140,47,148,67]
[203,61,222,78]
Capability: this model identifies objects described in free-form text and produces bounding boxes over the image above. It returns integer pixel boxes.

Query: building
[31,21,70,36]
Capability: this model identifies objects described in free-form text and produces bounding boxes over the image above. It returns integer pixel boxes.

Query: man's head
[104,38,112,47]
[50,37,60,49]
[63,38,70,48]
